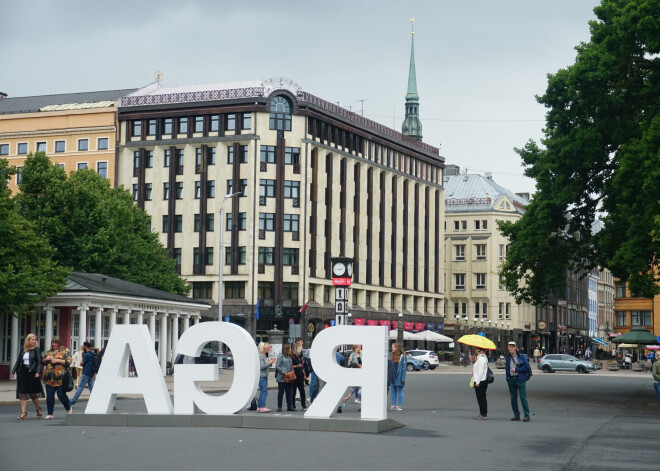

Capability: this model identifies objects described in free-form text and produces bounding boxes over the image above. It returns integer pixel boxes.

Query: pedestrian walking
[275,343,294,412]
[257,342,275,413]
[11,333,44,420]
[533,346,541,364]
[343,344,362,404]
[472,347,488,420]
[41,336,73,419]
[69,342,95,406]
[506,341,531,422]
[71,347,83,388]
[652,352,660,410]
[290,343,307,411]
[388,343,407,411]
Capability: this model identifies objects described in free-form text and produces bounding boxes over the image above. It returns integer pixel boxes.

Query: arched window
[269,95,292,131]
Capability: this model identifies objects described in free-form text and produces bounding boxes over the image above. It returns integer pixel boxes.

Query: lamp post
[397,312,404,346]
[218,192,242,322]
[453,315,461,365]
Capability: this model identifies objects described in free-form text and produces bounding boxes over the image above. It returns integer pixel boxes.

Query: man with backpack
[69,342,96,406]
[506,341,531,422]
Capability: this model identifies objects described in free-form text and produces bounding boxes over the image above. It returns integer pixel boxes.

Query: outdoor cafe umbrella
[457,334,497,350]
[611,327,658,345]
[388,330,422,341]
[416,330,453,342]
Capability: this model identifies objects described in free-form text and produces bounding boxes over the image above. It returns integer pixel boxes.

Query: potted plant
[592,360,602,370]
[607,360,620,371]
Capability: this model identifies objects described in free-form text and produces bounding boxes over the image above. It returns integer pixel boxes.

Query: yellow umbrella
[457,334,497,350]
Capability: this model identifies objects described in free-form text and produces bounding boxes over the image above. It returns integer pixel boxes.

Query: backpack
[523,354,532,381]
[92,352,102,374]
[486,367,495,384]
[249,397,258,411]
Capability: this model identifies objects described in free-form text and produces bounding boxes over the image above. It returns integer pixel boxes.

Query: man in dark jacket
[505,341,531,422]
[69,342,95,406]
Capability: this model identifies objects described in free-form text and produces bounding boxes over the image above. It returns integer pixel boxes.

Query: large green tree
[0,159,69,318]
[500,0,660,305]
[16,152,190,295]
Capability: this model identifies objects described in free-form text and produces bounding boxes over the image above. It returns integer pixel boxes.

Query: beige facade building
[442,166,535,352]
[116,78,446,343]
[0,89,134,193]
[597,267,615,340]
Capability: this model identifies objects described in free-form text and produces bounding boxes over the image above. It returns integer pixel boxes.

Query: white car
[405,350,440,370]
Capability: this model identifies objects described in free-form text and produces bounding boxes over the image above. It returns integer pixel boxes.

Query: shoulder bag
[62,369,74,392]
[283,370,296,383]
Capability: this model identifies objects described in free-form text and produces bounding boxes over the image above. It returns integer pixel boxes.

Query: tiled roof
[0,89,136,115]
[64,272,209,306]
[444,173,529,214]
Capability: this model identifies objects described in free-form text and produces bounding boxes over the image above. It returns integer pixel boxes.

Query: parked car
[538,354,596,374]
[405,350,440,370]
[173,347,219,366]
[406,355,423,372]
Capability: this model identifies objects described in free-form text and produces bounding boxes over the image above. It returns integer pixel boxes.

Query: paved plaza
[1,367,657,471]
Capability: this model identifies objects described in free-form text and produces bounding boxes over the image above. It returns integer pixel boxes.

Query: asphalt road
[1,370,657,471]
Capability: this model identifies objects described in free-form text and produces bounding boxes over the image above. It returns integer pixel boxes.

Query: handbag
[283,370,296,383]
[62,370,74,392]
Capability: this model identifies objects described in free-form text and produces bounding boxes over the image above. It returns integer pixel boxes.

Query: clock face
[333,262,346,277]
[346,263,353,277]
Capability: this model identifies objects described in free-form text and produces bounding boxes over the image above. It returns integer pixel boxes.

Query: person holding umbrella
[472,347,489,420]
[506,341,531,422]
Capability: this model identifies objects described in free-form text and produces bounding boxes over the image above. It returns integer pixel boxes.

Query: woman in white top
[472,347,489,420]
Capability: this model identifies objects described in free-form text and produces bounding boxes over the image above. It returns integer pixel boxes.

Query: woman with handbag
[11,333,44,420]
[41,336,72,419]
[290,343,307,411]
[388,343,407,411]
[275,343,294,412]
[472,347,489,420]
[257,342,276,413]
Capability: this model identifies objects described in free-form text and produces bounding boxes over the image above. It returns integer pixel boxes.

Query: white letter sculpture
[304,325,388,420]
[86,325,173,414]
[174,322,259,414]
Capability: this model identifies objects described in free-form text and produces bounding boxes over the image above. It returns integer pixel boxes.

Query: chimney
[0,92,7,99]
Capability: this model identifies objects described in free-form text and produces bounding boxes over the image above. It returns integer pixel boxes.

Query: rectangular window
[132,184,138,201]
[205,247,214,266]
[207,147,216,165]
[207,180,215,198]
[210,115,219,133]
[177,149,184,170]
[16,167,23,185]
[195,181,201,199]
[163,182,170,200]
[498,275,505,290]
[615,282,626,298]
[499,303,504,319]
[283,214,299,232]
[164,149,170,167]
[282,282,298,301]
[133,151,140,171]
[174,215,182,232]
[461,220,467,231]
[226,281,246,299]
[227,145,248,164]
[283,248,299,266]
[615,311,626,326]
[194,116,204,133]
[259,213,275,231]
[475,302,480,315]
[476,273,486,289]
[145,183,152,201]
[242,113,252,130]
[499,244,505,261]
[175,182,183,199]
[260,145,276,163]
[192,282,213,299]
[193,248,200,267]
[258,247,275,265]
[455,244,465,261]
[194,214,201,232]
[453,221,460,231]
[506,303,511,319]
[260,179,276,197]
[482,303,488,315]
[455,274,465,290]
[36,142,47,152]
[174,248,182,266]
[147,119,157,136]
[55,141,65,153]
[475,244,486,260]
[206,213,214,232]
[163,118,173,135]
[225,246,246,265]
[132,121,142,138]
[145,150,153,168]
[258,282,274,300]
[162,215,169,233]
[18,143,28,154]
[284,147,300,164]
[96,161,108,179]
[178,118,188,135]
[284,180,300,198]
[226,114,236,131]
[98,138,109,150]
[0,144,9,155]
[78,162,88,170]
[631,311,651,326]
[196,148,203,171]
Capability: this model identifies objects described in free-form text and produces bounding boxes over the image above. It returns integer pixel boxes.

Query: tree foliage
[500,0,660,305]
[16,152,190,295]
[0,159,69,318]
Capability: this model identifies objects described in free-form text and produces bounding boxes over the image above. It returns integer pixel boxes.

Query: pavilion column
[109,308,117,336]
[148,311,156,342]
[182,315,190,333]
[159,313,168,375]
[94,308,103,349]
[10,316,19,381]
[78,306,89,344]
[194,315,200,325]
[123,309,131,325]
[137,310,144,325]
[171,313,180,360]
[44,307,54,351]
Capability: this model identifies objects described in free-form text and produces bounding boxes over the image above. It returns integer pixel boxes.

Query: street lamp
[397,312,404,346]
[218,192,242,322]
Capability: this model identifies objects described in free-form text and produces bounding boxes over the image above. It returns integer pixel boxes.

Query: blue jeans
[70,374,94,405]
[45,385,70,415]
[390,384,404,407]
[508,378,530,418]
[309,372,319,402]
[654,382,660,409]
[258,377,268,408]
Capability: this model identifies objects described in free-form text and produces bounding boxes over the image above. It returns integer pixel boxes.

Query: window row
[130,113,252,140]
[454,273,488,290]
[451,219,488,232]
[0,138,109,156]
[451,302,511,319]
[453,243,508,262]
[615,310,651,327]
[16,161,108,185]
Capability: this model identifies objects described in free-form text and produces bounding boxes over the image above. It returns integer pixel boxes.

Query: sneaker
[395,406,402,411]
[474,415,487,420]
[389,406,396,411]
[523,417,531,422]
[511,416,520,421]
[355,399,361,404]
[258,408,271,413]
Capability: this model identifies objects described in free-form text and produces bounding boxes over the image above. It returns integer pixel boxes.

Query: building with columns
[0,272,210,379]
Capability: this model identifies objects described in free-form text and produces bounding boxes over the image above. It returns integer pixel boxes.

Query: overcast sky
[0,0,601,195]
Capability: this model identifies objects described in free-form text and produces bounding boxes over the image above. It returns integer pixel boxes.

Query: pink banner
[380,320,391,328]
[415,322,425,331]
[404,322,415,331]
[354,318,365,326]
[367,319,379,326]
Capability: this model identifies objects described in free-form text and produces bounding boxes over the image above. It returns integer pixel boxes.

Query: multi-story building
[116,76,446,344]
[613,280,660,339]
[0,89,135,193]
[442,166,534,353]
[596,266,614,347]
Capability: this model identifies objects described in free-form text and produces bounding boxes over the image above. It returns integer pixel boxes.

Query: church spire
[402,18,423,141]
